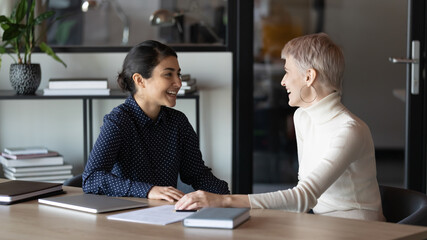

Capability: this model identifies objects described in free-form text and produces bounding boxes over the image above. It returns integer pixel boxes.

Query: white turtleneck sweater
[249,92,385,221]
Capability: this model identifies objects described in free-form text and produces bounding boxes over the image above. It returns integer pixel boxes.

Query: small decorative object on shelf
[0,0,66,95]
[178,74,197,95]
[0,146,73,183]
[9,63,41,95]
[43,78,110,96]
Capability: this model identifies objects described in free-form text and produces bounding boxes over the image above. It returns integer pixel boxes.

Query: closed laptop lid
[38,193,148,213]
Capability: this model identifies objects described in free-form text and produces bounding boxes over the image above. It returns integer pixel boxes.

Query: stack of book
[178,74,197,95]
[43,78,110,96]
[0,147,73,183]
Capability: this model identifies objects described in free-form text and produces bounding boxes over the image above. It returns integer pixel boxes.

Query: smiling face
[133,56,182,119]
[280,55,308,107]
[143,56,182,108]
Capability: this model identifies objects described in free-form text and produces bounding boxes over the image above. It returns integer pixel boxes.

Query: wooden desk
[2,186,427,240]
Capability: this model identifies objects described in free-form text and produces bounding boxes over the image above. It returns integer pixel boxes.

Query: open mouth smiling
[167,90,177,96]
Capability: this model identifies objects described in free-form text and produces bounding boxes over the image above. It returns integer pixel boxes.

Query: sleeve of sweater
[248,113,366,212]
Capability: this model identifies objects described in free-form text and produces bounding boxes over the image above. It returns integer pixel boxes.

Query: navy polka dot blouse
[82,96,230,197]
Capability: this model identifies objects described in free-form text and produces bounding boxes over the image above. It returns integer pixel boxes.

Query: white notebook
[38,194,147,213]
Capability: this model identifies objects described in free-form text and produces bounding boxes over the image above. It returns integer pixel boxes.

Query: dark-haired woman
[82,40,229,202]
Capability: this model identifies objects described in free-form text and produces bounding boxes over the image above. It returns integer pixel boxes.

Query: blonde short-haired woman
[175,33,385,221]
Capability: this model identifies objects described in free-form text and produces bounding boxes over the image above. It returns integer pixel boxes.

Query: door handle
[389,40,420,95]
[389,58,418,64]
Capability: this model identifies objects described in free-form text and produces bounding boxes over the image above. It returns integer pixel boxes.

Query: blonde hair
[281,33,345,93]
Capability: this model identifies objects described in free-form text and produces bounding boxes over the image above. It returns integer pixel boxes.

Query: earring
[300,85,317,103]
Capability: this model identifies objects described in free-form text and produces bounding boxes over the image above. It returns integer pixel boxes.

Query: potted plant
[0,0,66,95]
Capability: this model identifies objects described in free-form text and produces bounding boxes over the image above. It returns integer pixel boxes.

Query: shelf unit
[0,90,200,165]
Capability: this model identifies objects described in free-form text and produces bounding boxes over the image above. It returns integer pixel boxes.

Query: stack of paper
[107,205,195,225]
[0,146,73,183]
[43,78,110,96]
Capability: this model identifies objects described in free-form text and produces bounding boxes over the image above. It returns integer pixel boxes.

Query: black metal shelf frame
[0,90,200,165]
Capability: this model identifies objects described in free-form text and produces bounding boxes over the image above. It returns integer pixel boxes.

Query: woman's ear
[132,73,145,88]
[305,68,317,87]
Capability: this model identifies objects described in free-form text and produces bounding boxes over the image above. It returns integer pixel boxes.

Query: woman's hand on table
[147,186,185,202]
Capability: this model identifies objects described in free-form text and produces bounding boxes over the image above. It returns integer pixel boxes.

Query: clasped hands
[147,186,224,210]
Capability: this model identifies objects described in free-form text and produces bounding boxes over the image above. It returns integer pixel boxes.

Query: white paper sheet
[107,205,195,225]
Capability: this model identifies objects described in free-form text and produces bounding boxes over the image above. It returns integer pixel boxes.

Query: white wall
[0,52,233,188]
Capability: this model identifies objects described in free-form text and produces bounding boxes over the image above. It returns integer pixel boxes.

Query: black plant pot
[9,63,41,95]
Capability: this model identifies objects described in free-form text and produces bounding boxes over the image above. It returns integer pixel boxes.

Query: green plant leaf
[0,15,10,23]
[2,25,20,41]
[0,46,5,69]
[1,23,10,31]
[39,42,67,68]
[28,0,35,25]
[34,11,55,25]
[15,0,27,23]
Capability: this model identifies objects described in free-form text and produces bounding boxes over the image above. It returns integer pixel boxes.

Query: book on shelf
[1,151,59,160]
[0,155,64,167]
[4,172,73,182]
[181,78,196,86]
[0,180,63,205]
[180,85,196,91]
[48,78,108,89]
[4,146,48,155]
[177,87,197,95]
[4,164,72,173]
[182,208,250,229]
[181,74,191,81]
[43,88,110,96]
[4,169,72,178]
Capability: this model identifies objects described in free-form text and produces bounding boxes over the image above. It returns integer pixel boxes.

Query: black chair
[63,174,83,187]
[380,185,427,226]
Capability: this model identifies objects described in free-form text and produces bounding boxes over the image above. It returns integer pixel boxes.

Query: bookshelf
[0,90,200,166]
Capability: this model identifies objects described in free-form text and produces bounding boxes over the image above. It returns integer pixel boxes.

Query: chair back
[380,185,427,226]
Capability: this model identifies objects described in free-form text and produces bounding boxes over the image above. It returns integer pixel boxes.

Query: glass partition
[0,0,228,50]
[253,0,406,193]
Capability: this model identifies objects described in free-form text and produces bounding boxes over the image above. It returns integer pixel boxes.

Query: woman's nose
[175,76,182,87]
[281,76,286,86]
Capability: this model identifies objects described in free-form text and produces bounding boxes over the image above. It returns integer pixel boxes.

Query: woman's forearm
[222,194,251,208]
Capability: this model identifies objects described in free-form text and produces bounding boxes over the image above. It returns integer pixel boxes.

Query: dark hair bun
[116,40,177,95]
